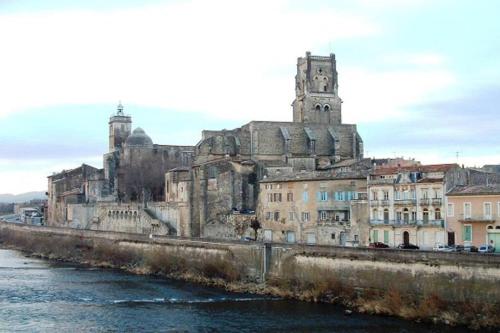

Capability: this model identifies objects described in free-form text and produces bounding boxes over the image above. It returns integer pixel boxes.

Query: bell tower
[108,102,132,152]
[292,52,342,125]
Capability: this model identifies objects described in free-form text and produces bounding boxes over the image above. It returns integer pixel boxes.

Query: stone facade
[257,169,369,246]
[47,52,365,240]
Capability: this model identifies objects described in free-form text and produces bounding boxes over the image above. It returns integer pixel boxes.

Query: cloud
[341,65,456,123]
[0,0,380,123]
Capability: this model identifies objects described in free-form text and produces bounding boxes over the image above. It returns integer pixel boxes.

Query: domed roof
[125,127,153,148]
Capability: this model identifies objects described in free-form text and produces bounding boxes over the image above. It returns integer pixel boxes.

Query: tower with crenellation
[292,52,342,125]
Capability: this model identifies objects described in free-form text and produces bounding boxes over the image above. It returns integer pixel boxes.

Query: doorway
[447,232,455,246]
[403,231,410,245]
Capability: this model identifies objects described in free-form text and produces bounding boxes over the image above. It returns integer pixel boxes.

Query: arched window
[383,208,389,223]
[315,104,321,111]
[487,225,493,230]
[435,208,441,220]
[496,226,500,230]
[323,104,330,112]
[373,208,378,220]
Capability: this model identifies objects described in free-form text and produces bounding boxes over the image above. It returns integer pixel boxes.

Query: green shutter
[384,230,389,244]
[373,230,379,243]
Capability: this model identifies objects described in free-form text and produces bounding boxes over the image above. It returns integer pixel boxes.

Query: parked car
[463,245,478,253]
[397,243,420,250]
[450,245,464,252]
[478,244,495,253]
[433,244,453,252]
[369,242,390,249]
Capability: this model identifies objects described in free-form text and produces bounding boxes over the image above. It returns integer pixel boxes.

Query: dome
[125,127,153,148]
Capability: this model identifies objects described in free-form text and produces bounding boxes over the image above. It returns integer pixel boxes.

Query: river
[0,248,470,333]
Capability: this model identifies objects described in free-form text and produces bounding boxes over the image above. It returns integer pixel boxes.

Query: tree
[250,218,261,241]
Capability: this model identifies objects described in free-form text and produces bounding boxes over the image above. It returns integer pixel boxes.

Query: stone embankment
[1,222,499,330]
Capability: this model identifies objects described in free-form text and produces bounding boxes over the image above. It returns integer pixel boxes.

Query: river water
[0,248,470,333]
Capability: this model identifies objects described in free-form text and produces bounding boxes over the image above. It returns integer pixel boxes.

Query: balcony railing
[419,198,430,206]
[370,219,444,227]
[431,198,443,206]
[458,215,496,223]
[393,199,416,206]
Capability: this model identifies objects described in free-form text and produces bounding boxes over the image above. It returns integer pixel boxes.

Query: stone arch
[323,104,330,112]
[314,103,321,111]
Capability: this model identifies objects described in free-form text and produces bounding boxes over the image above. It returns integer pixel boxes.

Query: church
[47,52,364,239]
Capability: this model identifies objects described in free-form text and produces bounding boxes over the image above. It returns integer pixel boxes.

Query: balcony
[419,198,430,206]
[380,200,390,207]
[393,199,416,206]
[458,215,496,223]
[370,219,444,228]
[431,198,443,206]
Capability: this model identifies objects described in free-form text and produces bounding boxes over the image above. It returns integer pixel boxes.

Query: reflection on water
[0,249,469,332]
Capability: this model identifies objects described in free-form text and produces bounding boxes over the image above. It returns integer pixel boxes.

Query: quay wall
[1,221,500,327]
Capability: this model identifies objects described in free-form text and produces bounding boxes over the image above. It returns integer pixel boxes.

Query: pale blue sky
[0,0,499,193]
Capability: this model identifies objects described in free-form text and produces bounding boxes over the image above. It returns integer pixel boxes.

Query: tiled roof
[260,170,368,183]
[372,164,458,176]
[448,184,500,196]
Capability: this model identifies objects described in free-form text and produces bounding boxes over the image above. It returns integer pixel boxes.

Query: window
[319,191,328,201]
[287,193,293,202]
[464,202,472,219]
[383,191,389,200]
[320,211,327,220]
[324,104,330,111]
[265,212,271,220]
[422,189,428,199]
[372,191,378,201]
[396,212,402,221]
[423,208,429,223]
[354,235,359,242]
[288,212,295,221]
[301,212,310,222]
[411,211,417,221]
[273,211,280,222]
[484,202,492,219]
[464,225,472,242]
[315,104,321,111]
[447,203,454,217]
[276,184,282,189]
[373,230,379,243]
[372,208,378,220]
[394,191,401,200]
[383,230,389,244]
[331,233,336,240]
[435,208,441,220]
[302,191,309,203]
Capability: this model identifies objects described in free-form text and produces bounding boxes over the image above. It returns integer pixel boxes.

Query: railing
[431,198,443,206]
[459,215,496,223]
[394,199,416,205]
[370,219,444,227]
[419,198,430,206]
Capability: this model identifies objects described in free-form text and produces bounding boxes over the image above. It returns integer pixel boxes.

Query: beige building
[257,172,368,246]
[446,184,500,251]
[368,164,466,249]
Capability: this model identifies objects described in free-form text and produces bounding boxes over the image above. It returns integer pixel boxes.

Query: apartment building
[446,184,500,251]
[368,164,465,249]
[257,172,368,246]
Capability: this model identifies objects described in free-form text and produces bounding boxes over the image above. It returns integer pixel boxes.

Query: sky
[0,0,499,194]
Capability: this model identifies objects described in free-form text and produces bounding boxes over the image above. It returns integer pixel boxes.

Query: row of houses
[255,160,500,251]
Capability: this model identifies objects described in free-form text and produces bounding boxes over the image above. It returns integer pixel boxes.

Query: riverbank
[1,223,499,330]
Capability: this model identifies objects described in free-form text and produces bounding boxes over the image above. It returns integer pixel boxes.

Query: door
[306,233,316,245]
[403,231,410,245]
[339,232,346,246]
[264,229,273,242]
[447,232,455,246]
